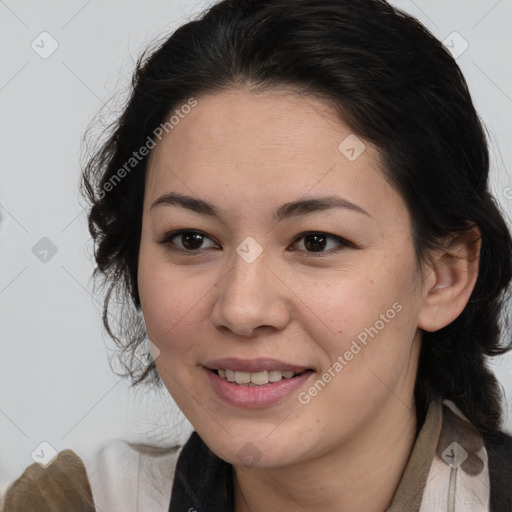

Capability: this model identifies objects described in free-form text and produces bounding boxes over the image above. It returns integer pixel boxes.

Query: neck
[233,394,418,512]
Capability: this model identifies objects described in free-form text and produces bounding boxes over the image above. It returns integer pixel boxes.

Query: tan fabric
[420,401,490,511]
[388,399,490,512]
[2,449,95,512]
[387,400,443,512]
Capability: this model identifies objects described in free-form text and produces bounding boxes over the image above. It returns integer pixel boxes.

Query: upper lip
[203,358,310,373]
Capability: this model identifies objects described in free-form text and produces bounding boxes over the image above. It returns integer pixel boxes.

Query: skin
[137,87,480,511]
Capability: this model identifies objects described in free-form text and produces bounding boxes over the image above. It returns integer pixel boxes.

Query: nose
[210,249,291,338]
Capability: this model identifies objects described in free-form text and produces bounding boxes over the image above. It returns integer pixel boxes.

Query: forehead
[144,87,404,224]
[149,88,368,168]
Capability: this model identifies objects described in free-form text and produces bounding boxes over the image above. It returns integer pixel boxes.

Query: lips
[202,358,315,408]
[205,366,314,408]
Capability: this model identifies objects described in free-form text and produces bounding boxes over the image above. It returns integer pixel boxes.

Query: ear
[417,225,481,332]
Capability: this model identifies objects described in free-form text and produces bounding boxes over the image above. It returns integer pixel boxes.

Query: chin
[196,425,308,469]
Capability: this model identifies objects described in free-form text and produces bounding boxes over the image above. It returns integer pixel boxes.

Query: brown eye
[180,232,205,250]
[158,230,219,253]
[303,233,327,252]
[291,231,351,256]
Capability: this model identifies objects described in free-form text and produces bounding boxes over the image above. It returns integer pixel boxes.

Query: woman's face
[138,88,430,467]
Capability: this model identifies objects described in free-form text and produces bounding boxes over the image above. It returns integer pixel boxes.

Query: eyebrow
[150,192,371,221]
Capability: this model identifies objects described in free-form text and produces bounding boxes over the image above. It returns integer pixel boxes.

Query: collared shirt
[3,399,511,511]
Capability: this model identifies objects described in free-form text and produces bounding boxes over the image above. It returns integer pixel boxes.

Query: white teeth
[235,371,251,384]
[216,369,301,385]
[250,371,269,385]
[268,370,283,382]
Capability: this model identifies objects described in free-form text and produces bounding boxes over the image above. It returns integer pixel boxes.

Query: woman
[4,0,512,510]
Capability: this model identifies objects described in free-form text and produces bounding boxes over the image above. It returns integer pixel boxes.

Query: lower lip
[205,368,314,409]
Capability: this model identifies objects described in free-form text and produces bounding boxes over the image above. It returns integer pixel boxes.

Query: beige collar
[388,399,490,511]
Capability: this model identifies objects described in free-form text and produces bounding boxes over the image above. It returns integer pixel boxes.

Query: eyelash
[157,229,353,258]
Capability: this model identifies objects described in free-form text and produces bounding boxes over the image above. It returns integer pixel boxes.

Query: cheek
[137,250,217,355]
[138,251,183,342]
[307,258,420,376]
[299,290,417,426]
[299,268,410,343]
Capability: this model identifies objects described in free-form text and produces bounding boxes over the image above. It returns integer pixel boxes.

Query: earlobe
[417,226,481,333]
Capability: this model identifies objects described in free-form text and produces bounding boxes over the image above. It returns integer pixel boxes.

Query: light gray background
[1,0,511,494]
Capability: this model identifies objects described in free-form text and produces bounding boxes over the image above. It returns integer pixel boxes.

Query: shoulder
[84,439,181,512]
[1,448,95,511]
[1,440,182,512]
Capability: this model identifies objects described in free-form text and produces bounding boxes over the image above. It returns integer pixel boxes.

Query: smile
[204,365,314,408]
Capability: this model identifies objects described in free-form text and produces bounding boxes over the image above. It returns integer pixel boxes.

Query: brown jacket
[2,450,95,512]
